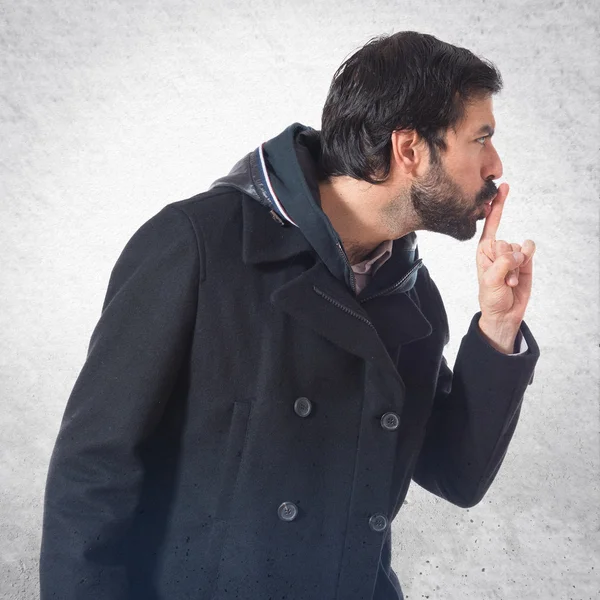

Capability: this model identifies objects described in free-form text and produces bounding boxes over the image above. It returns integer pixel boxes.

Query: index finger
[480,182,509,242]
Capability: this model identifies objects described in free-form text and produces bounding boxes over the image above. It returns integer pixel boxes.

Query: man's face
[409,95,503,241]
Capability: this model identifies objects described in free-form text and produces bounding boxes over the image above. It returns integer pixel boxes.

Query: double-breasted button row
[294,399,398,431]
[289,399,392,533]
[294,397,312,417]
[277,502,387,534]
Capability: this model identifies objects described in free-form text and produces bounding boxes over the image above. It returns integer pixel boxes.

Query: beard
[409,159,498,241]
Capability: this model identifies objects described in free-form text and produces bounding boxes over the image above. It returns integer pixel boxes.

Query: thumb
[484,251,524,287]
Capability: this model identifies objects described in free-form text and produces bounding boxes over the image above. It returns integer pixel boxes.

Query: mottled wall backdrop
[1,1,598,598]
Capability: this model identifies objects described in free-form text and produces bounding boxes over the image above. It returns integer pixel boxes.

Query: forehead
[456,95,496,135]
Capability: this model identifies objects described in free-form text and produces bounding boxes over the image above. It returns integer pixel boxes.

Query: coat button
[369,513,388,532]
[278,502,299,522]
[294,397,312,417]
[380,412,400,431]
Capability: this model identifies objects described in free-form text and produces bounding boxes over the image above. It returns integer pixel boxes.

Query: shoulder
[168,187,245,229]
[112,188,244,287]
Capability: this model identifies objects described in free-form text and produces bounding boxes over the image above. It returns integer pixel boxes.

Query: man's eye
[476,136,488,145]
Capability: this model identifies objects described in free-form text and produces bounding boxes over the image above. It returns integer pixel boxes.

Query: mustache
[476,180,498,204]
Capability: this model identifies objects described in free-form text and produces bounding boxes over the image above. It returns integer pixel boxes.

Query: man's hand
[476,183,536,351]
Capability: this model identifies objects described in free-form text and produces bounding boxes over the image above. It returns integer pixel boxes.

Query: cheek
[453,158,482,196]
[440,148,482,199]
[446,149,477,178]
[449,168,478,198]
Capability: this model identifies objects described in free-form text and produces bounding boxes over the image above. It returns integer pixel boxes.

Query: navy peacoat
[40,123,540,599]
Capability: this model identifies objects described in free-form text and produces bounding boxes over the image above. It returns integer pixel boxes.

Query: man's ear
[390,129,427,176]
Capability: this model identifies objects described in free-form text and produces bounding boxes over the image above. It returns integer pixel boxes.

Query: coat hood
[209,122,422,296]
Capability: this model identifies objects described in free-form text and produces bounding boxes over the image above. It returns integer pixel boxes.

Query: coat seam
[170,204,207,283]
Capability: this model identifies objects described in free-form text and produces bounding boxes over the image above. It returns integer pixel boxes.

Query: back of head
[319,31,503,184]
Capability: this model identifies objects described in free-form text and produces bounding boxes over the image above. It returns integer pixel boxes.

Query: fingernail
[513,251,524,261]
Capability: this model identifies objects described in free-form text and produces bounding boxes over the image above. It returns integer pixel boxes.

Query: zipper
[313,286,376,330]
[359,258,423,304]
[336,241,357,294]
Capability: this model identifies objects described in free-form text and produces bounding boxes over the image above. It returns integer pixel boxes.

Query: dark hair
[319,31,503,184]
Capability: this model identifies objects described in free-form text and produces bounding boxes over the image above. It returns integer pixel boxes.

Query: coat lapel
[270,261,403,379]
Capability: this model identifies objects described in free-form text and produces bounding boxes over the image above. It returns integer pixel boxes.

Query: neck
[317,175,416,263]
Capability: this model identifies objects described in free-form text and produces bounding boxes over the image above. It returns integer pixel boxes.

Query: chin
[448,220,478,241]
[421,212,478,241]
[452,230,477,242]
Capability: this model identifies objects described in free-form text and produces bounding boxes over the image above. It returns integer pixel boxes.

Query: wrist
[478,316,520,355]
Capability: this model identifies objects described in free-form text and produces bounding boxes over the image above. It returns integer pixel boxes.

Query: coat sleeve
[411,303,540,509]
[39,204,201,599]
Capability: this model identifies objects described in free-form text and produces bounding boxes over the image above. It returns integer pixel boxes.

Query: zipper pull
[269,209,287,227]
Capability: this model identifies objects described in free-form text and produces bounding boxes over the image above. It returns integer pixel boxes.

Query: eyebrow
[475,124,495,137]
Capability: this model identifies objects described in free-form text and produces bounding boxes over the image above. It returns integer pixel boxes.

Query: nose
[483,143,503,181]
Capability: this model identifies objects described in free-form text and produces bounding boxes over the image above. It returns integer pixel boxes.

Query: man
[40,31,539,599]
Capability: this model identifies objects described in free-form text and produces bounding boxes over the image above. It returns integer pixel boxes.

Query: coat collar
[241,192,315,265]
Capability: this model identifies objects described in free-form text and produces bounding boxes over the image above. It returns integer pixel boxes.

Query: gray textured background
[1,1,599,598]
